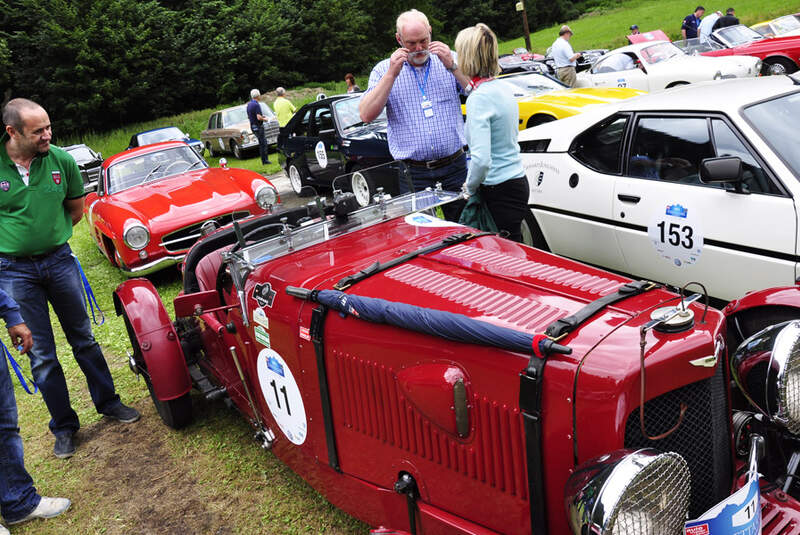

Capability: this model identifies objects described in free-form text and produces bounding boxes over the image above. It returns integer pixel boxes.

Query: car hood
[520,87,644,111]
[108,169,254,228]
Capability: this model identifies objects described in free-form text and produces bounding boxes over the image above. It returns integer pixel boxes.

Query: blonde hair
[454,23,499,79]
[396,9,431,37]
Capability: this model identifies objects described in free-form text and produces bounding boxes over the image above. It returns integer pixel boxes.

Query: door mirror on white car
[700,156,743,185]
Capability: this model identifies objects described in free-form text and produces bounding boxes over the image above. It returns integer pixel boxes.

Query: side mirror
[700,156,745,192]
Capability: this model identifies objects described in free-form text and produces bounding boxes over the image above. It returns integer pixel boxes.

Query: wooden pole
[517,1,532,51]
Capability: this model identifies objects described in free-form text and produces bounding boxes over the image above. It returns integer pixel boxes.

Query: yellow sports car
[462,72,645,130]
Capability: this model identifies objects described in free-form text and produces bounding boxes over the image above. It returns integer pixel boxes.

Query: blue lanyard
[410,60,431,99]
[0,339,37,395]
[72,254,105,325]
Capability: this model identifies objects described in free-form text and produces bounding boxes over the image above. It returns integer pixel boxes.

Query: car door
[587,53,649,91]
[612,113,796,300]
[304,105,344,184]
[528,113,630,272]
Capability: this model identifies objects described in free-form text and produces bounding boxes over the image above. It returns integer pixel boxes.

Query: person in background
[0,98,140,461]
[551,25,582,87]
[344,73,361,93]
[359,9,470,221]
[246,89,271,165]
[713,7,739,30]
[0,288,71,533]
[682,6,705,39]
[272,87,296,128]
[455,23,528,242]
[630,24,641,35]
[699,10,722,38]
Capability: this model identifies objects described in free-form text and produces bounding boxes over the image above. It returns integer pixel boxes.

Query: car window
[743,90,800,179]
[711,119,778,194]
[138,127,183,145]
[571,114,629,174]
[313,107,334,135]
[223,107,247,127]
[292,109,311,137]
[772,15,800,35]
[333,96,387,131]
[208,114,216,129]
[715,25,762,46]
[593,53,637,73]
[639,42,683,65]
[106,146,204,194]
[501,73,565,96]
[628,117,715,184]
[259,102,276,118]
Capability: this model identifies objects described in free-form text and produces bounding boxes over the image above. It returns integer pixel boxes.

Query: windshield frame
[105,145,207,194]
[638,42,684,65]
[741,87,800,181]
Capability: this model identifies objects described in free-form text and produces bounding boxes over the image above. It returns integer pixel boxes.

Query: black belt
[404,148,464,170]
[0,247,58,262]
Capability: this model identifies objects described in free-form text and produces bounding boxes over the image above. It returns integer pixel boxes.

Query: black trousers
[479,176,530,243]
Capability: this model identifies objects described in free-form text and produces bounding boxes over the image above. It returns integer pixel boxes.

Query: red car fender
[113,279,191,401]
[723,286,800,316]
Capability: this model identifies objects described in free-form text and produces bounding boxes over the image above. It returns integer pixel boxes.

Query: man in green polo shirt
[0,98,140,460]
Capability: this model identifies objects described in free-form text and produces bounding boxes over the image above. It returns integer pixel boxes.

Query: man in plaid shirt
[360,9,470,220]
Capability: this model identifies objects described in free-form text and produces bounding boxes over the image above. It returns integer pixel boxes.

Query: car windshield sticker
[254,325,271,348]
[403,213,462,228]
[252,283,276,308]
[647,203,704,267]
[315,141,328,168]
[257,348,307,445]
[684,453,760,534]
[617,78,627,87]
[253,308,269,329]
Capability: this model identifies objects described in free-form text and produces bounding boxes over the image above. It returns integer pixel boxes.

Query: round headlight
[255,185,277,209]
[123,222,150,250]
[732,320,800,433]
[565,449,690,535]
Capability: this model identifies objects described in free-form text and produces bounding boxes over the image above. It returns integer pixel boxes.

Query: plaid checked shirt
[366,54,466,161]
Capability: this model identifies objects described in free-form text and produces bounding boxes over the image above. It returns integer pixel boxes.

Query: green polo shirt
[0,133,85,256]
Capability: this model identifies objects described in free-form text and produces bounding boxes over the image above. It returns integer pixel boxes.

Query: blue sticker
[666,204,688,218]
[267,355,285,377]
[412,214,431,224]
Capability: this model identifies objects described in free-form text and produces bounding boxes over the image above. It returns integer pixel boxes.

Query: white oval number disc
[257,348,307,445]
[647,203,704,267]
[315,141,328,168]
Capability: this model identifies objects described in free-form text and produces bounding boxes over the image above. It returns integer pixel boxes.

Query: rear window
[571,115,629,174]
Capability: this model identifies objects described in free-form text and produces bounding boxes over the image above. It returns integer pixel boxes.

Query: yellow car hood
[519,87,645,113]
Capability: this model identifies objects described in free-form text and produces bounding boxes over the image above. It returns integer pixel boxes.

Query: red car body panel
[85,141,277,274]
[699,34,800,67]
[116,194,800,533]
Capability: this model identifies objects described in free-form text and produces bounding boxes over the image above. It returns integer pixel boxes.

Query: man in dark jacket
[713,8,740,30]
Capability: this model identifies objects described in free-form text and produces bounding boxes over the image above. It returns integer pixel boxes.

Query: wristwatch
[447,61,458,72]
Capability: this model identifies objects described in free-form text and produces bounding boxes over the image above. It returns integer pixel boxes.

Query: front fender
[724,286,800,317]
[113,279,191,401]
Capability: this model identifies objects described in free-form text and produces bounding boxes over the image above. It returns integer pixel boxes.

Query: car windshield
[259,102,276,118]
[66,146,95,161]
[639,42,684,65]
[771,15,800,35]
[743,90,800,178]
[501,73,566,95]
[222,107,248,127]
[673,37,725,54]
[334,96,386,131]
[715,25,763,46]
[106,145,206,194]
[138,127,184,145]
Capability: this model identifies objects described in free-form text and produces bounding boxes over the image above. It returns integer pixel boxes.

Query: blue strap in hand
[0,339,38,395]
[72,254,105,326]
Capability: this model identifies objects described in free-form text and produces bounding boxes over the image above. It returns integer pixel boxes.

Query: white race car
[518,76,799,301]
[575,40,761,92]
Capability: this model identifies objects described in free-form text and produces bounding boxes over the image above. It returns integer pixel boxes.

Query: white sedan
[575,40,760,92]
[518,76,799,301]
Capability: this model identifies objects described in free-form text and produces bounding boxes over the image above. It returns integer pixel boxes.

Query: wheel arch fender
[113,279,191,401]
[724,286,800,318]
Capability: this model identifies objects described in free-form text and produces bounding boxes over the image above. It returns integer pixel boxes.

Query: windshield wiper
[185,161,203,171]
[143,163,163,183]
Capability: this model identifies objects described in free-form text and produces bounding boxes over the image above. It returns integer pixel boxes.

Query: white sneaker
[7,496,71,525]
[0,523,9,535]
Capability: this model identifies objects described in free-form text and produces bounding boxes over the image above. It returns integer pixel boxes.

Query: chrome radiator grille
[161,211,250,252]
[624,362,732,518]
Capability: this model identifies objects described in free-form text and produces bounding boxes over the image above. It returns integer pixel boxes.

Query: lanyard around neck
[410,60,432,98]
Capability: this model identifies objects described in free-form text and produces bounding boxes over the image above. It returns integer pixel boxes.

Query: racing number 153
[657,221,694,249]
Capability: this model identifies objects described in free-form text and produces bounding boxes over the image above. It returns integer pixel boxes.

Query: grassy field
[498,0,800,54]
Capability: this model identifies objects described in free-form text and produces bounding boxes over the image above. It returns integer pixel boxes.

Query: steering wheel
[163,160,191,176]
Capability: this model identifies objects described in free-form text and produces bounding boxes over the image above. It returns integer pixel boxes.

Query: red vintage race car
[114,164,800,534]
[85,141,279,276]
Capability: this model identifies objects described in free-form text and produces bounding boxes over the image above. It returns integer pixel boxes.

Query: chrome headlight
[123,221,150,250]
[565,449,690,535]
[255,184,277,209]
[732,320,800,433]
[755,59,763,73]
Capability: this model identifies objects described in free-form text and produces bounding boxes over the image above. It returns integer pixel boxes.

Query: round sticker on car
[315,141,328,168]
[257,348,307,445]
[647,203,704,267]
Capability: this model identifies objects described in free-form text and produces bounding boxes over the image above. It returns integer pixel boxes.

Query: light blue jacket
[464,80,525,195]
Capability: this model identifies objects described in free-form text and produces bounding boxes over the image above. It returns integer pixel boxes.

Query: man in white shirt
[550,25,582,87]
[698,10,722,38]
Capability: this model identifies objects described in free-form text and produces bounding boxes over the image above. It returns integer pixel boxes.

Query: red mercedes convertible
[85,141,279,275]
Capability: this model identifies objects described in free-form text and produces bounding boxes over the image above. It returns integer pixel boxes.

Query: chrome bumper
[121,254,185,277]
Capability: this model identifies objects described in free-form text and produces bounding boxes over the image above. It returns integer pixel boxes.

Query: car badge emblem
[666,204,688,218]
[0,180,9,192]
[537,171,544,186]
[51,170,61,185]
[689,355,718,368]
[253,283,276,308]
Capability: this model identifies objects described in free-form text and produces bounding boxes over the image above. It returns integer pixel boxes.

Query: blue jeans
[252,123,270,164]
[0,243,120,438]
[400,153,467,221]
[0,351,40,522]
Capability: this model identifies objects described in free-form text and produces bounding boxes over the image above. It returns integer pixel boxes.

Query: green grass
[498,0,800,54]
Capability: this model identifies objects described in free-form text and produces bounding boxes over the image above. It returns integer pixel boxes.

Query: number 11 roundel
[257,348,308,445]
